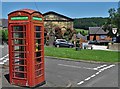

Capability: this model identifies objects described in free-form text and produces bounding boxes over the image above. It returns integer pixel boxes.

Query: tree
[103,6,120,37]
[64,28,76,41]
[2,30,8,43]
[54,27,62,39]
[74,17,107,29]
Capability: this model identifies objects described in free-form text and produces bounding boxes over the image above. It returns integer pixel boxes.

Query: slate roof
[43,11,74,21]
[0,19,8,28]
[2,19,8,28]
[89,27,109,35]
[76,33,87,40]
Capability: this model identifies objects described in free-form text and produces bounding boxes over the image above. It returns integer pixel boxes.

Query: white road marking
[0,54,9,64]
[58,64,98,71]
[90,74,96,78]
[85,77,91,81]
[93,64,107,70]
[99,65,115,72]
[0,58,9,64]
[0,54,9,60]
[77,81,84,85]
[77,64,115,85]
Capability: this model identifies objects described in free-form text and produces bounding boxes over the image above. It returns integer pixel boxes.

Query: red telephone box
[8,9,45,87]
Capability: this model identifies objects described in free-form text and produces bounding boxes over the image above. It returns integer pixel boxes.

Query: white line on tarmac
[0,54,9,64]
[77,81,84,85]
[58,64,98,71]
[0,54,9,61]
[77,64,115,85]
[93,64,107,70]
[0,58,9,64]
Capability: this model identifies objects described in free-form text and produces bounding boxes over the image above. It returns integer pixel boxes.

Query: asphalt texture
[0,45,119,88]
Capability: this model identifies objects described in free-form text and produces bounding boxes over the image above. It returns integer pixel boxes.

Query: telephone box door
[9,24,29,85]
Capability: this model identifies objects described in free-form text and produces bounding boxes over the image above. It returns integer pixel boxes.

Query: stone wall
[89,35,112,41]
[108,43,120,51]
[44,21,73,30]
[44,13,74,31]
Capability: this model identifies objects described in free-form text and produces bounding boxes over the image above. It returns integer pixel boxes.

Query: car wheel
[56,45,60,48]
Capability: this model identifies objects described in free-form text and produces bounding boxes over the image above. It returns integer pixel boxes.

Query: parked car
[53,39,74,48]
[112,37,117,43]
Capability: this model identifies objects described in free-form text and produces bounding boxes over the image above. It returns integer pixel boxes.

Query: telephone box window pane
[35,26,41,31]
[14,65,25,71]
[14,72,26,78]
[36,39,41,44]
[35,26,41,38]
[36,52,41,57]
[13,59,26,65]
[14,46,25,51]
[35,39,41,51]
[13,26,24,31]
[13,39,25,45]
[35,64,42,70]
[35,70,42,77]
[36,33,40,38]
[14,53,26,58]
[13,32,24,38]
[36,58,41,63]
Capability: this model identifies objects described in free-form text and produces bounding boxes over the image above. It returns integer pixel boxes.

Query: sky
[2,2,119,19]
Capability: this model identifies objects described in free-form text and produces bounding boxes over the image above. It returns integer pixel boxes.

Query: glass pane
[36,39,41,44]
[14,65,24,71]
[36,52,41,57]
[35,26,41,31]
[14,53,26,58]
[35,64,42,71]
[36,58,41,63]
[35,70,42,77]
[14,72,26,78]
[36,32,40,38]
[13,32,24,38]
[14,46,25,51]
[35,26,41,38]
[13,26,23,31]
[12,39,25,45]
[13,59,26,65]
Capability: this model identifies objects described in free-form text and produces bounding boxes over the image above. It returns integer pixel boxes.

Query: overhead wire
[34,0,40,12]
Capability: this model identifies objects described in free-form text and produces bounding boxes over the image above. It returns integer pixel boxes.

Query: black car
[54,39,74,48]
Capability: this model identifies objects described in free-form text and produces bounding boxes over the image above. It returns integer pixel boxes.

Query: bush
[2,30,8,43]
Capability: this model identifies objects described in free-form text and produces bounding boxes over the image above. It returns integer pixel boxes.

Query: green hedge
[0,29,8,42]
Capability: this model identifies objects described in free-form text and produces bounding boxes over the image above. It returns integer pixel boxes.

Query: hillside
[0,17,108,30]
[74,17,108,30]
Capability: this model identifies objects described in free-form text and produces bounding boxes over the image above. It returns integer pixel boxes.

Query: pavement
[0,45,119,88]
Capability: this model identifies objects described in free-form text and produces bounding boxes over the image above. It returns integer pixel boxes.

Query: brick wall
[89,35,112,41]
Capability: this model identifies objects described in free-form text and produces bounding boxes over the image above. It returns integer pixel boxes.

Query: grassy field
[45,46,119,63]
[75,28,88,35]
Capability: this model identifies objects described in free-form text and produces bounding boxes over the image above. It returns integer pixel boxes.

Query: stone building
[43,11,74,45]
[43,11,74,33]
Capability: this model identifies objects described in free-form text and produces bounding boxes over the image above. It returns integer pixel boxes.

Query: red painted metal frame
[8,9,45,87]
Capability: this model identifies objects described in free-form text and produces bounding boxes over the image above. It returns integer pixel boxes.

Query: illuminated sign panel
[33,17,42,21]
[11,17,28,20]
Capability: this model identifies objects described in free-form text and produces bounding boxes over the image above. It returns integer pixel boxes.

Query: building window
[100,35,107,39]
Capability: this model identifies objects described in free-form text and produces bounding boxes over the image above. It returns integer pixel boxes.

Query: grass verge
[45,46,119,63]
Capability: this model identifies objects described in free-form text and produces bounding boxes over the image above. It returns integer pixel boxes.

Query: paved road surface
[0,45,119,88]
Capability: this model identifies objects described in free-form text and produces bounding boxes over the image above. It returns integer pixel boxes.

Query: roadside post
[8,9,45,87]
